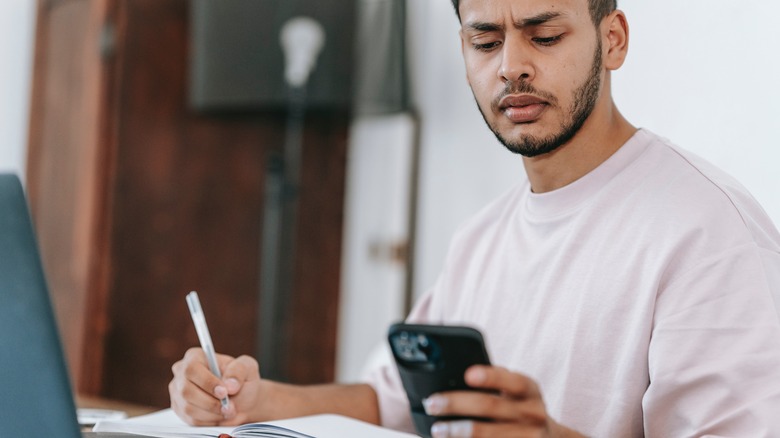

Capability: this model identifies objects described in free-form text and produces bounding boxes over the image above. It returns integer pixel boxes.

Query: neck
[522,96,636,194]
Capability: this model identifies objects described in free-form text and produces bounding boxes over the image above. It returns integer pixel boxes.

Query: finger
[171,395,223,426]
[431,420,473,438]
[221,355,260,395]
[432,420,548,438]
[216,352,237,370]
[173,349,231,414]
[464,365,540,399]
[169,376,224,426]
[471,420,551,438]
[424,391,546,424]
[169,362,224,411]
[175,349,228,399]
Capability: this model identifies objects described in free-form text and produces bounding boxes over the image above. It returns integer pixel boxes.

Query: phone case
[387,323,491,438]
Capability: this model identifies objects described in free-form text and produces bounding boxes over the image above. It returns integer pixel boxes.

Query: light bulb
[280,16,326,88]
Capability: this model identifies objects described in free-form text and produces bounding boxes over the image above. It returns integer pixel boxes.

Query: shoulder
[632,130,780,252]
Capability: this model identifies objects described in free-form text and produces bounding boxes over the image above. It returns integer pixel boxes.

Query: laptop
[0,173,82,437]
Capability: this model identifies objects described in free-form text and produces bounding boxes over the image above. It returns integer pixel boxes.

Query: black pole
[257,84,307,381]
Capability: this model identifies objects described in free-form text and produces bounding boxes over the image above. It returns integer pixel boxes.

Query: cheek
[563,64,580,91]
[466,67,491,97]
[470,78,497,112]
[546,57,582,99]
[465,58,501,99]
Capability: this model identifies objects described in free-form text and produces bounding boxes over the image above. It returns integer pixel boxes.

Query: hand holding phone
[388,323,492,438]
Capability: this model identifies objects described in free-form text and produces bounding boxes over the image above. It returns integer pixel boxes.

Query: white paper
[93,408,419,438]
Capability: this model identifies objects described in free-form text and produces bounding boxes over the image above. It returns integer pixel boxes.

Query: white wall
[613,0,780,226]
[407,0,780,299]
[5,0,779,382]
[0,1,36,180]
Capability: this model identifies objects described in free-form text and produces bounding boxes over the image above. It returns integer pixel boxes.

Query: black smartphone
[387,323,492,438]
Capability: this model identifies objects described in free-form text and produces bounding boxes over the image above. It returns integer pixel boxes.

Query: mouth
[498,94,549,124]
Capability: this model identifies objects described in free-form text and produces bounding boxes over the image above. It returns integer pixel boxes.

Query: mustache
[491,81,558,112]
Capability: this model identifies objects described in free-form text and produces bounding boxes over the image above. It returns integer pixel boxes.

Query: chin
[500,122,549,141]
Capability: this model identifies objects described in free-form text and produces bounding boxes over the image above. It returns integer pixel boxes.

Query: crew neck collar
[524,128,653,219]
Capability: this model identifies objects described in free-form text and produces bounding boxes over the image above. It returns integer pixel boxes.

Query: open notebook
[93,408,418,437]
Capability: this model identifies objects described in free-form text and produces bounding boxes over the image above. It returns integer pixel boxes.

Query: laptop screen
[0,173,81,437]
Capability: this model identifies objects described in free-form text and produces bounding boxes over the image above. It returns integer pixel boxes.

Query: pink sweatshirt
[367,129,780,436]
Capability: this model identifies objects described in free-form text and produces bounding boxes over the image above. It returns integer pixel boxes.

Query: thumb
[221,355,260,395]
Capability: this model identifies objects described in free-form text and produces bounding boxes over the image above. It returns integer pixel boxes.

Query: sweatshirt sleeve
[363,287,441,432]
[643,244,780,436]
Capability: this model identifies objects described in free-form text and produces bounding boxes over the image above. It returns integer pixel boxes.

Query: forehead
[458,0,590,26]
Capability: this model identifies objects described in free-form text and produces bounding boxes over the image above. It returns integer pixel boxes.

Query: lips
[498,95,548,123]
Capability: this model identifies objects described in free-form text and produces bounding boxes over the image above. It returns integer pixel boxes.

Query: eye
[472,41,502,52]
[532,34,563,47]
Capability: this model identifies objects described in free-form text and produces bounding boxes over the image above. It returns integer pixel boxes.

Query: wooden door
[28,0,351,407]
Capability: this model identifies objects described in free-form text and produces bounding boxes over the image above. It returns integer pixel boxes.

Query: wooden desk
[77,394,158,418]
[77,394,157,433]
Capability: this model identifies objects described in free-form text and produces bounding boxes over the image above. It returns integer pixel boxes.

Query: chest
[438,210,664,373]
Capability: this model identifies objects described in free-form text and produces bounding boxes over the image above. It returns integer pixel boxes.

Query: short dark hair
[450,0,617,27]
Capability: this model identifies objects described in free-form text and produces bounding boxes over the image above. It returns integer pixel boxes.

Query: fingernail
[467,366,486,384]
[423,395,447,415]
[431,422,449,438]
[225,378,240,392]
[214,385,228,398]
[432,421,473,438]
[449,420,473,437]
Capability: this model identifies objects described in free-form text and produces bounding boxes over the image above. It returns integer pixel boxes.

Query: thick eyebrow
[463,11,565,33]
[518,11,565,27]
[463,21,504,32]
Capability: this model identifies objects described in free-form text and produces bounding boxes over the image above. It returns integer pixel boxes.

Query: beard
[476,40,603,158]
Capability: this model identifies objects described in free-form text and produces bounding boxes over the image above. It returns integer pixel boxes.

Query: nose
[498,35,535,83]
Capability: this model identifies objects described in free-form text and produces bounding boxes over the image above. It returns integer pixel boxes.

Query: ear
[602,10,629,70]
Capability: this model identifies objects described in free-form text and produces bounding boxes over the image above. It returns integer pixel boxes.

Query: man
[169,0,780,436]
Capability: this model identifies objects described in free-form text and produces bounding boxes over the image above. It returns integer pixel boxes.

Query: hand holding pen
[186,291,230,409]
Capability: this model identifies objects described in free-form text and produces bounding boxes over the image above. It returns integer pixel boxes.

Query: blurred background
[1,0,778,409]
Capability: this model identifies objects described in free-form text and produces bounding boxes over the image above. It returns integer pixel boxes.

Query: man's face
[459,0,605,157]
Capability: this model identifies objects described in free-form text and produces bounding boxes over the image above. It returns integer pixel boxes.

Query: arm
[642,247,780,436]
[168,348,380,427]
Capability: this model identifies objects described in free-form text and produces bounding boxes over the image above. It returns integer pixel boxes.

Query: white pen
[186,291,229,409]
